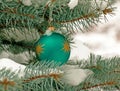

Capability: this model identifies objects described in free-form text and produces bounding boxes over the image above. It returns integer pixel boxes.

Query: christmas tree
[0,0,120,91]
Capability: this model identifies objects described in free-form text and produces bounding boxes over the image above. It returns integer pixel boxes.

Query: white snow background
[0,0,120,86]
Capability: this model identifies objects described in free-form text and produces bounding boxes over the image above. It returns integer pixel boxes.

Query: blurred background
[74,1,120,58]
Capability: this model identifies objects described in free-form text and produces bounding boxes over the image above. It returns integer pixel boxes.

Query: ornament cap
[45,26,55,36]
[48,26,55,31]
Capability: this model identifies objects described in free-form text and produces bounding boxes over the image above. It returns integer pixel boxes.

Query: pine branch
[110,70,120,74]
[0,8,35,19]
[0,2,43,32]
[68,55,120,90]
[81,80,117,90]
[0,55,119,91]
[0,0,114,33]
[0,78,16,91]
[0,7,35,28]
[24,73,61,83]
[1,39,34,50]
[59,8,113,23]
[0,68,21,91]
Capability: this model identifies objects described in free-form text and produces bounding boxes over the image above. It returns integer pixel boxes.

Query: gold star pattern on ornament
[36,44,44,54]
[62,41,70,52]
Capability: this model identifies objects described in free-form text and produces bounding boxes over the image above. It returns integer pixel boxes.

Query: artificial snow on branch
[68,0,79,9]
[22,0,32,6]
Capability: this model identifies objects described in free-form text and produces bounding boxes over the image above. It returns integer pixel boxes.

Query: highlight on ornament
[35,32,71,65]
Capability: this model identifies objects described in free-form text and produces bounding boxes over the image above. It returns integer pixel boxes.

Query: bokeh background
[73,1,120,59]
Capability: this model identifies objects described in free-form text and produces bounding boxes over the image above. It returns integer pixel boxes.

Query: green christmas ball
[35,32,71,65]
